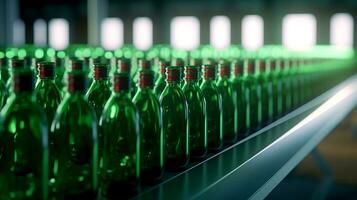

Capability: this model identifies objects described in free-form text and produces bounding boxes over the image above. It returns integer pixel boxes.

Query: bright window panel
[283,14,316,51]
[330,13,353,49]
[49,18,69,50]
[13,19,25,46]
[210,16,231,50]
[242,15,264,51]
[170,16,200,50]
[133,17,153,50]
[101,18,124,50]
[34,19,47,46]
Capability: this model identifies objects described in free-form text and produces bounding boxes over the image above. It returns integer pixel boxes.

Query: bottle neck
[14,90,34,98]
[113,90,130,97]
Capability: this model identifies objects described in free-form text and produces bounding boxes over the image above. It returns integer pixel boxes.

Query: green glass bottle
[265,59,275,122]
[35,61,62,125]
[284,60,294,112]
[117,58,137,98]
[290,59,300,109]
[217,61,236,143]
[0,68,49,199]
[280,60,290,114]
[182,65,207,158]
[200,64,223,151]
[231,60,247,138]
[133,58,151,85]
[243,59,259,132]
[0,58,8,108]
[99,72,139,198]
[189,58,203,85]
[271,59,283,118]
[0,57,10,83]
[132,70,163,183]
[53,57,66,92]
[6,58,26,93]
[170,58,185,87]
[60,59,84,96]
[50,71,98,199]
[254,60,269,126]
[160,66,189,170]
[86,63,111,120]
[154,60,167,97]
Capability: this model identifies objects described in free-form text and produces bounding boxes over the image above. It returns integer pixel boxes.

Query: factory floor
[267,109,357,200]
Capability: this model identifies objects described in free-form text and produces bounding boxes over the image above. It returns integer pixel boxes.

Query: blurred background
[1,0,357,199]
[0,0,355,51]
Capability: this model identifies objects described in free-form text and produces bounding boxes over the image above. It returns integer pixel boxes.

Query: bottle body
[160,83,190,170]
[183,82,207,158]
[35,79,62,124]
[99,92,140,198]
[0,94,49,200]
[133,88,164,183]
[50,93,98,199]
[244,75,259,132]
[86,80,111,120]
[232,76,247,137]
[217,78,236,143]
[154,76,166,97]
[200,80,223,151]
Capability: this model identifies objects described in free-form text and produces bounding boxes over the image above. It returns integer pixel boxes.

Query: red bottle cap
[93,63,109,80]
[185,66,199,81]
[13,68,34,93]
[202,64,217,80]
[139,70,154,88]
[38,61,55,79]
[232,60,244,76]
[159,60,168,75]
[218,62,231,77]
[117,58,131,73]
[166,66,181,82]
[113,72,130,92]
[67,71,87,93]
[70,59,84,71]
[138,58,151,71]
[245,59,254,73]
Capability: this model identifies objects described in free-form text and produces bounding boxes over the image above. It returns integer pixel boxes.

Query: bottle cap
[232,60,244,76]
[117,58,131,73]
[185,66,199,81]
[113,72,130,92]
[93,63,109,80]
[138,70,154,88]
[166,66,181,82]
[218,61,231,77]
[67,71,87,93]
[202,64,217,80]
[13,68,34,93]
[70,59,84,71]
[38,61,55,79]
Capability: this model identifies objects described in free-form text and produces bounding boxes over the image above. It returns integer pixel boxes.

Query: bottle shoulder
[200,81,219,95]
[86,80,111,98]
[100,94,137,124]
[133,88,160,109]
[35,80,62,101]
[1,95,46,127]
[160,84,185,103]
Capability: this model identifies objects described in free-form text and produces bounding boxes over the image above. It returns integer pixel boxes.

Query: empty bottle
[133,70,164,183]
[182,65,207,158]
[200,64,223,151]
[0,68,49,199]
[160,66,190,170]
[99,72,140,198]
[35,61,62,125]
[50,71,98,199]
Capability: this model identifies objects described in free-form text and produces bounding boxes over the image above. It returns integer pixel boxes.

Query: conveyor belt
[133,75,357,200]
